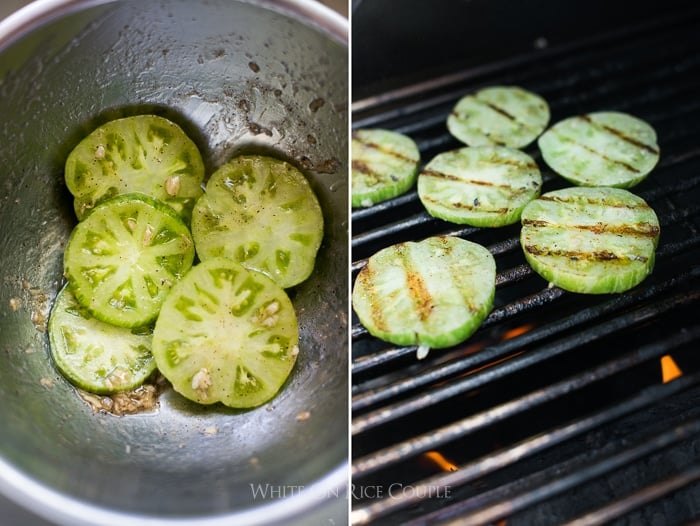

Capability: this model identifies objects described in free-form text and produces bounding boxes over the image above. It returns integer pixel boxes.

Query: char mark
[524,244,648,263]
[353,134,418,163]
[352,160,373,175]
[538,194,652,211]
[422,168,513,189]
[421,195,508,214]
[471,95,536,131]
[551,132,642,173]
[522,219,660,238]
[479,100,518,122]
[580,115,659,155]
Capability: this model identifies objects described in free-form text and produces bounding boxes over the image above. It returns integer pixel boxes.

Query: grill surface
[351,7,700,525]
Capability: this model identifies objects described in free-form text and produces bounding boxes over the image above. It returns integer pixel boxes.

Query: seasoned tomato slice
[521,187,660,294]
[63,194,195,328]
[447,86,550,149]
[191,155,324,289]
[65,114,205,222]
[152,258,299,409]
[352,236,496,357]
[351,128,421,208]
[48,284,156,394]
[418,146,542,227]
[538,111,660,188]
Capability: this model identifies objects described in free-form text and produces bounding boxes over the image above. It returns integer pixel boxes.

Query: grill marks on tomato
[351,135,417,184]
[456,94,538,133]
[538,111,659,188]
[578,114,659,155]
[422,168,513,189]
[447,86,550,149]
[551,131,642,173]
[417,146,542,226]
[356,261,388,333]
[351,129,421,207]
[351,160,373,175]
[473,96,530,130]
[420,193,510,214]
[405,269,434,322]
[522,218,660,238]
[520,188,660,294]
[419,163,513,214]
[352,132,419,164]
[357,246,437,332]
[352,237,496,349]
[524,244,649,263]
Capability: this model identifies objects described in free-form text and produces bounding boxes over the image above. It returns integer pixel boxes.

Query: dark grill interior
[351,6,700,525]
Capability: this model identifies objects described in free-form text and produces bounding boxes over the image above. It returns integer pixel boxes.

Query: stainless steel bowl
[0,1,348,524]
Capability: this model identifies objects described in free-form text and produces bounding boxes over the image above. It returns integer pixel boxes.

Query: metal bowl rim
[0,455,349,526]
[0,0,348,50]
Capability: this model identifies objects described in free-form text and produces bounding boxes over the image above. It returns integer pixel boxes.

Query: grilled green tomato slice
[520,187,660,294]
[191,155,324,289]
[64,194,195,328]
[351,128,421,207]
[152,258,299,408]
[538,111,660,188]
[447,86,550,149]
[352,236,496,354]
[417,146,542,227]
[65,114,205,221]
[48,284,156,394]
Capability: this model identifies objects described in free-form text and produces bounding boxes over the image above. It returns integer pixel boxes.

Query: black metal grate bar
[354,236,700,346]
[351,234,700,375]
[353,308,700,475]
[351,114,700,261]
[434,418,700,526]
[560,465,700,526]
[352,265,700,412]
[352,366,700,525]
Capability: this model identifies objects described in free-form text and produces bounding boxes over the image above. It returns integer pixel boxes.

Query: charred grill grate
[351,8,700,526]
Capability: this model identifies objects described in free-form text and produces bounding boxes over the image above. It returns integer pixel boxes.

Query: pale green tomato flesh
[447,86,550,149]
[65,114,205,222]
[418,146,541,227]
[520,187,660,294]
[352,128,421,207]
[64,194,195,328]
[352,236,496,349]
[48,284,156,394]
[191,155,324,289]
[538,111,660,188]
[152,258,299,409]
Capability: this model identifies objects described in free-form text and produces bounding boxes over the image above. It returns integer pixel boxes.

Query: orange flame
[661,355,682,383]
[502,324,535,341]
[423,451,458,472]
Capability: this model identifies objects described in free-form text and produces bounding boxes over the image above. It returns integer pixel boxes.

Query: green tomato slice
[191,155,324,289]
[352,236,496,353]
[351,128,421,208]
[64,194,195,328]
[65,114,205,222]
[418,146,542,227]
[152,258,299,409]
[447,86,550,149]
[520,187,660,294]
[48,284,156,394]
[538,111,660,188]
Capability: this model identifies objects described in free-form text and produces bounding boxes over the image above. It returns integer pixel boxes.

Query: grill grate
[351,7,700,525]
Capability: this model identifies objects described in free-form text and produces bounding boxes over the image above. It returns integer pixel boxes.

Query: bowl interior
[0,0,347,521]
